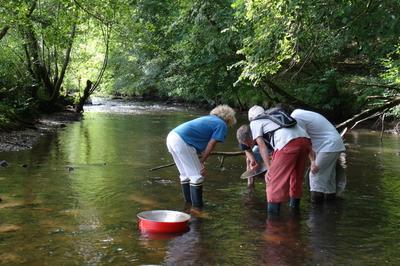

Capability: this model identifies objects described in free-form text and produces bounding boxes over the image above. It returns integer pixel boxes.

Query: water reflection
[261,214,308,265]
[0,103,400,264]
[306,201,344,264]
[136,217,202,265]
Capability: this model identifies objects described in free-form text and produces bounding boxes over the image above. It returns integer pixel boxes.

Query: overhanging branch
[262,79,314,109]
[335,97,400,129]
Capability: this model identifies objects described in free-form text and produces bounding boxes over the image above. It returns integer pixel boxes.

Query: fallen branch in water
[149,162,176,171]
[335,97,400,130]
[210,151,244,156]
[149,151,245,171]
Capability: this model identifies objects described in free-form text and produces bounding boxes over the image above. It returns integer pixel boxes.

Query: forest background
[1,0,400,130]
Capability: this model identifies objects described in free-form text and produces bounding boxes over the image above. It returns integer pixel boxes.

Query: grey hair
[236,124,252,143]
[210,105,237,127]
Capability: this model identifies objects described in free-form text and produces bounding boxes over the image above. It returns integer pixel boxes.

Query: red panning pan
[137,210,191,233]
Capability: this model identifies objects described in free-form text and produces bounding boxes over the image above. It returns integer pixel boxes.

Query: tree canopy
[1,0,399,129]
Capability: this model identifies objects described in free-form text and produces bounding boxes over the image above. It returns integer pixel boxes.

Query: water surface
[0,100,399,265]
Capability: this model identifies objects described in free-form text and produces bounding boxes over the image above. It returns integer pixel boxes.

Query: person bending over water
[236,124,272,188]
[288,107,346,203]
[166,105,236,209]
[248,105,311,215]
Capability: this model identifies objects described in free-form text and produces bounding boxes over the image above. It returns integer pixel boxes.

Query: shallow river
[0,99,399,265]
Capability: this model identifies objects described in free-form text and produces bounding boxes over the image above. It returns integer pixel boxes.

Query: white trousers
[166,131,204,185]
[309,151,341,193]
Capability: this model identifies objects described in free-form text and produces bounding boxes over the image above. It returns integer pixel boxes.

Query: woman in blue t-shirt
[166,105,236,209]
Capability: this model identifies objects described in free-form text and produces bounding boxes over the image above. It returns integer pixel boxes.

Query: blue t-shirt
[173,115,227,153]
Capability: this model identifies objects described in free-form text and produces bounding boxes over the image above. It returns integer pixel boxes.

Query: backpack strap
[262,127,281,148]
[253,109,296,127]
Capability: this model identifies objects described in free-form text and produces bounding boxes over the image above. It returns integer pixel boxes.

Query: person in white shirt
[289,108,346,203]
[236,124,271,188]
[248,105,311,215]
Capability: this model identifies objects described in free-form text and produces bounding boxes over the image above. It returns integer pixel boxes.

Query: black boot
[267,202,280,215]
[289,198,300,209]
[181,182,191,203]
[325,193,336,201]
[311,191,324,204]
[190,184,203,209]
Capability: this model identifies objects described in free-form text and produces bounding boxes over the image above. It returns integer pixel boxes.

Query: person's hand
[310,161,319,174]
[250,161,259,171]
[246,157,258,171]
[200,162,206,176]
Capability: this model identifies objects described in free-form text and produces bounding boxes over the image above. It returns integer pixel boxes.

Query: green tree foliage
[232,0,400,119]
[0,0,127,122]
[108,0,255,107]
[1,0,79,114]
[1,0,400,128]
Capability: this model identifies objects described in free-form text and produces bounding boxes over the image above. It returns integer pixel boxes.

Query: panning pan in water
[137,210,190,233]
[240,163,268,179]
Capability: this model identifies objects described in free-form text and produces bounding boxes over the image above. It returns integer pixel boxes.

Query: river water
[0,99,399,265]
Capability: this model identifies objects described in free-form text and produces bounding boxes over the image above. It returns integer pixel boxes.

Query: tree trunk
[75,80,93,113]
[75,25,111,113]
[52,23,76,102]
[0,26,10,41]
[24,23,54,97]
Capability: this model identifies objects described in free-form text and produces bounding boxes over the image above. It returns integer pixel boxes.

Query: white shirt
[291,109,345,153]
[250,119,309,150]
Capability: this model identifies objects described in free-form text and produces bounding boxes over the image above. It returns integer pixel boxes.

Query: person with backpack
[248,105,311,215]
[289,108,346,203]
[166,105,236,210]
[236,124,272,188]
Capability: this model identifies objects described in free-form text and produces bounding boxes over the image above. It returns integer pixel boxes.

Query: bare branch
[149,151,245,171]
[346,80,400,93]
[90,24,111,93]
[73,0,109,24]
[54,23,76,95]
[349,112,381,130]
[336,97,400,129]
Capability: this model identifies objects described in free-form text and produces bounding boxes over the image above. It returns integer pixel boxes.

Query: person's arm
[200,139,218,174]
[309,150,319,174]
[244,149,258,170]
[255,137,271,168]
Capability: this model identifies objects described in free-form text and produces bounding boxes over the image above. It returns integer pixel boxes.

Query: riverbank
[1,98,398,153]
[0,108,81,152]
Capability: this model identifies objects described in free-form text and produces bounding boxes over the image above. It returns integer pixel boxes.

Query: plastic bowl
[137,210,191,233]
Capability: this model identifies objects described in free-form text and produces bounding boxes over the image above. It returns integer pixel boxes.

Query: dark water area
[0,100,399,265]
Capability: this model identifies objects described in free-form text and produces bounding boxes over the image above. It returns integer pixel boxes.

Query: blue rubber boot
[181,182,191,203]
[267,202,280,215]
[190,184,203,209]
